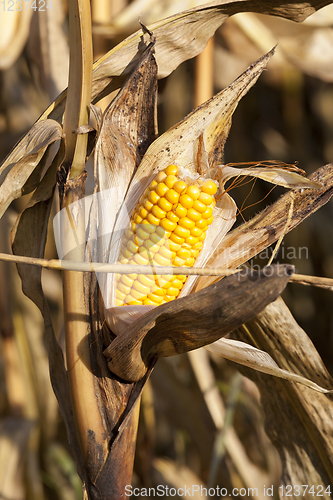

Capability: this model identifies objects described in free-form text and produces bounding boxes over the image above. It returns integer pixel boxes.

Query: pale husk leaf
[220,165,322,189]
[205,338,332,393]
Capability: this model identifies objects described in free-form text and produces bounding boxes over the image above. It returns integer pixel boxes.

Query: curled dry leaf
[104,265,294,382]
[0,120,62,219]
[230,298,333,491]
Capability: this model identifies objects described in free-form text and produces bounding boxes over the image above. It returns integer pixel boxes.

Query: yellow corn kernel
[193,242,203,251]
[193,200,206,213]
[120,275,134,288]
[179,194,194,209]
[152,205,166,219]
[179,217,195,230]
[177,248,191,259]
[173,204,187,218]
[167,286,180,297]
[185,235,199,246]
[198,192,213,205]
[177,275,187,282]
[141,221,156,233]
[195,218,208,229]
[143,239,160,253]
[159,245,175,260]
[155,225,169,240]
[125,295,142,306]
[186,208,201,222]
[143,298,157,305]
[173,256,185,267]
[143,199,153,211]
[174,225,190,239]
[184,257,195,267]
[136,227,150,240]
[127,239,138,254]
[165,189,180,204]
[201,180,217,195]
[134,213,143,224]
[156,171,167,183]
[202,207,213,219]
[154,253,171,266]
[156,182,169,197]
[158,197,172,212]
[167,211,179,223]
[123,248,134,260]
[132,280,150,295]
[173,180,187,194]
[160,218,177,232]
[116,289,126,301]
[190,226,203,237]
[147,212,160,225]
[150,232,165,246]
[148,190,160,204]
[147,292,164,304]
[170,233,185,245]
[206,216,214,226]
[186,185,200,200]
[139,206,149,219]
[165,165,178,176]
[118,282,131,295]
[172,279,183,289]
[167,240,181,252]
[151,286,166,297]
[137,274,156,287]
[133,252,149,265]
[131,288,147,300]
[165,175,178,188]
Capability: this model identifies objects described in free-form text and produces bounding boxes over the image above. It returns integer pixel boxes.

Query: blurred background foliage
[1,1,333,499]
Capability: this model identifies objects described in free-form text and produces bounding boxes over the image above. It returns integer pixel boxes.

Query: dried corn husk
[96,48,319,337]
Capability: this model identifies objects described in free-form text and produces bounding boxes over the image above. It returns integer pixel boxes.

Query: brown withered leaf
[104,265,294,382]
[10,144,86,480]
[230,297,333,493]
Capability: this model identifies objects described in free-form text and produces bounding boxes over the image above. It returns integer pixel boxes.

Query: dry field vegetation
[1,1,333,499]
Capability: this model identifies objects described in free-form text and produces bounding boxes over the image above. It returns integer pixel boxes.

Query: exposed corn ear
[115,165,217,306]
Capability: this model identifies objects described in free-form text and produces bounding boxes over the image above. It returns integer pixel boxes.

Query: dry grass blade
[231,297,333,491]
[104,264,293,382]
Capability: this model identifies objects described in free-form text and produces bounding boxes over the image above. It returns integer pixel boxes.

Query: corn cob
[115,165,217,306]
